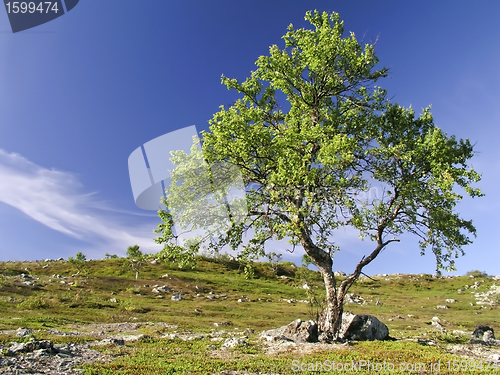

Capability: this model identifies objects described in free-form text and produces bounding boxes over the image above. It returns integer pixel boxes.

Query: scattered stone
[237,299,245,303]
[213,322,231,327]
[445,299,457,303]
[474,284,500,306]
[109,298,117,303]
[436,305,449,309]
[431,317,446,332]
[152,285,171,294]
[93,338,125,346]
[470,281,481,289]
[16,327,33,337]
[221,337,248,349]
[334,271,346,277]
[302,282,311,290]
[8,339,55,355]
[160,274,169,278]
[345,293,365,305]
[171,295,182,301]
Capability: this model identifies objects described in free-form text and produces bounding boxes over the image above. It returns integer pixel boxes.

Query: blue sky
[0,1,498,276]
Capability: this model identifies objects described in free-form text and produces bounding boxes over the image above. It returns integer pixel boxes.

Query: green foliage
[266,252,283,275]
[126,245,147,280]
[154,10,482,287]
[465,270,489,278]
[104,253,119,259]
[68,252,87,274]
[297,257,325,322]
[243,263,255,280]
[17,296,51,310]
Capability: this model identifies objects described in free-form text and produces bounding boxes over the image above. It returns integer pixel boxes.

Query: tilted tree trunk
[314,262,350,342]
[301,237,349,342]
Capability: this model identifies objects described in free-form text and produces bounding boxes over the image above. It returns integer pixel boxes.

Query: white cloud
[0,149,163,258]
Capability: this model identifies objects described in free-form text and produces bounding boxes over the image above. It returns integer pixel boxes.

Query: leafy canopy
[155,11,482,274]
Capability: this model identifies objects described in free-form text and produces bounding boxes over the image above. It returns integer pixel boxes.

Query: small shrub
[465,270,489,278]
[17,296,51,309]
[429,332,469,344]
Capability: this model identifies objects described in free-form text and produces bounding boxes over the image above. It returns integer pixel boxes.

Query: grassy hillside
[0,257,499,374]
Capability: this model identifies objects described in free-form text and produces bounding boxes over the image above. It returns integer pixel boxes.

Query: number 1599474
[5,2,59,14]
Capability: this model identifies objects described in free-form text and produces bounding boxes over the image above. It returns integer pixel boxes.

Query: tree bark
[316,265,345,342]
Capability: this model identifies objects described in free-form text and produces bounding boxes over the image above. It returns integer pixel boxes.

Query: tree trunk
[317,266,345,342]
[135,271,138,280]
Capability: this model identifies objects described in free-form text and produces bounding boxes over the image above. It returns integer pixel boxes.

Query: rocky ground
[1,320,499,374]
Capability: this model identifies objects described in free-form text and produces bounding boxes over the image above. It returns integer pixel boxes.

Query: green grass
[1,258,499,374]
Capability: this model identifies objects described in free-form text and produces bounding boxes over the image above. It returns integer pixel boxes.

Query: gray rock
[445,299,457,303]
[436,305,449,309]
[260,319,318,343]
[16,327,33,337]
[9,339,54,354]
[221,337,248,349]
[94,338,125,346]
[152,285,171,293]
[171,295,182,301]
[282,319,318,343]
[469,325,500,346]
[339,312,389,341]
[334,271,346,277]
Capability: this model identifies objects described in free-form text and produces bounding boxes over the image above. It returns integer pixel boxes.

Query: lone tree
[126,245,146,280]
[155,11,483,342]
[68,251,87,275]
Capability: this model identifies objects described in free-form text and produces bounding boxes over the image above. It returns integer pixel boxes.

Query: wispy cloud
[0,149,163,258]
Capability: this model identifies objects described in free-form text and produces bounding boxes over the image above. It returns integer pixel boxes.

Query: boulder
[469,325,500,346]
[260,319,318,343]
[339,312,389,341]
[282,319,318,343]
[261,313,389,343]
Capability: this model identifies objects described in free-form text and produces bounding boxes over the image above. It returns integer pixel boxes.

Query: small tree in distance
[126,245,146,280]
[68,252,87,275]
[155,11,483,342]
